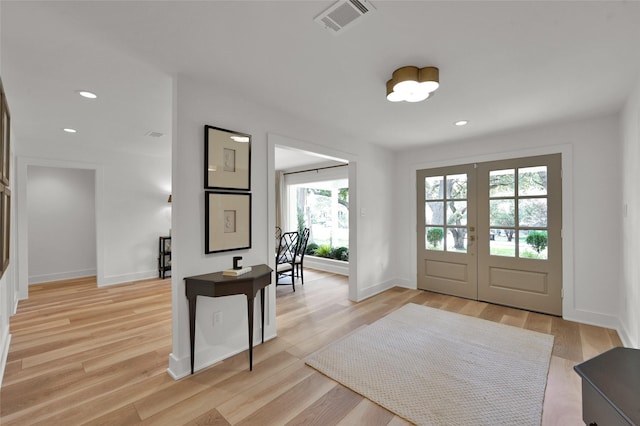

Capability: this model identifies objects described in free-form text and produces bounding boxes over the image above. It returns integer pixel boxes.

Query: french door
[416,154,562,316]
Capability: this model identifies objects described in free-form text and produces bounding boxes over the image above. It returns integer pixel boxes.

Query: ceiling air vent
[314,0,376,35]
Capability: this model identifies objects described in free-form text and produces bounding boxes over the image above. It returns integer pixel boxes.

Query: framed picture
[205,191,251,253]
[0,89,5,185]
[2,92,10,186]
[204,125,251,190]
[1,188,9,273]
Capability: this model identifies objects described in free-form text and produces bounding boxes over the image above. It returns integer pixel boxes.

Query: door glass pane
[425,176,444,200]
[520,230,548,259]
[446,228,467,253]
[426,227,444,251]
[519,198,547,227]
[426,202,444,225]
[519,166,547,196]
[446,201,467,225]
[489,199,515,227]
[489,228,516,257]
[489,169,515,197]
[446,174,467,199]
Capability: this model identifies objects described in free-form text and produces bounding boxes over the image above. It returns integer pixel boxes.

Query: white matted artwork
[205,125,251,190]
[205,191,251,253]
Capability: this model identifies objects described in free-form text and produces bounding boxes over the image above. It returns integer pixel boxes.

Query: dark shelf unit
[158,236,171,279]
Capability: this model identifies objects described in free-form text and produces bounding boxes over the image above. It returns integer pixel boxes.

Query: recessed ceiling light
[77,90,98,99]
[454,120,469,126]
[230,136,250,143]
[63,128,77,133]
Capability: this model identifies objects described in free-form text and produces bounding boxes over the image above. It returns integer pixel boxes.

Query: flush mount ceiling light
[386,66,439,102]
[455,120,469,126]
[76,90,97,99]
[63,128,77,133]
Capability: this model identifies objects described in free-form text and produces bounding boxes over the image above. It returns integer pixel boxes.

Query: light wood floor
[0,270,622,425]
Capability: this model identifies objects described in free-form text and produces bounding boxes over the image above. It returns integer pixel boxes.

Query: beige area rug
[306,303,554,426]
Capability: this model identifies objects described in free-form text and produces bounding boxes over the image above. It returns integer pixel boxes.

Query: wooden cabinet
[158,236,171,279]
[574,347,640,426]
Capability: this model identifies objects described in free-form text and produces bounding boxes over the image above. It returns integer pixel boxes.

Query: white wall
[168,75,396,378]
[394,115,622,331]
[620,75,640,349]
[0,0,17,381]
[27,166,96,284]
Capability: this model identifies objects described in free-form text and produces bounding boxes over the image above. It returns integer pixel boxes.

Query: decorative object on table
[204,125,251,191]
[307,303,553,426]
[222,266,252,277]
[0,77,11,278]
[233,256,243,270]
[158,236,171,279]
[205,191,251,253]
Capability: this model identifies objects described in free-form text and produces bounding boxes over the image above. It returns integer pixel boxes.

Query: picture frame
[2,92,10,186]
[0,89,5,185]
[1,187,9,273]
[204,125,251,191]
[205,191,251,254]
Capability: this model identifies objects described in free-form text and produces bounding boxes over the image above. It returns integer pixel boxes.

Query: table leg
[260,288,265,343]
[188,296,197,374]
[247,295,254,371]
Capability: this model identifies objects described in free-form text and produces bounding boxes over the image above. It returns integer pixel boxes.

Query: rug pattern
[306,303,554,426]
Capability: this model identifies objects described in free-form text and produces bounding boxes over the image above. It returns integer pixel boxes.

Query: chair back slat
[296,228,310,258]
[277,231,298,264]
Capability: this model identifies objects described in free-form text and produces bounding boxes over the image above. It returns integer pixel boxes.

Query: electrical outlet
[213,311,222,326]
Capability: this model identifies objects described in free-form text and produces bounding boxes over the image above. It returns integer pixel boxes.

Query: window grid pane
[488,167,549,260]
[425,173,468,252]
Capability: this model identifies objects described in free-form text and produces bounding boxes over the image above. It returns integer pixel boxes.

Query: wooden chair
[276,231,298,291]
[294,228,310,285]
[275,226,282,248]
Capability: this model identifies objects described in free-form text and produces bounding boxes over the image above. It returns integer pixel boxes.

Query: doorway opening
[276,146,349,278]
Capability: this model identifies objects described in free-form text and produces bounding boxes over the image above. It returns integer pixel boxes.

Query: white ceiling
[2,1,640,156]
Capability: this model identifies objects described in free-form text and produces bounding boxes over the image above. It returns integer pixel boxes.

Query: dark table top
[184,264,272,284]
[574,346,640,425]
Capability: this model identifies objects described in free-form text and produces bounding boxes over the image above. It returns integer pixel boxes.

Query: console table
[184,264,273,374]
[574,347,640,425]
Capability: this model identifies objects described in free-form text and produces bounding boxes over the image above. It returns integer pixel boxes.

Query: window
[489,166,549,259]
[284,166,349,261]
[424,173,468,253]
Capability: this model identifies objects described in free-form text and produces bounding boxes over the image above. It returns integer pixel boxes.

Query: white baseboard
[167,332,278,380]
[615,319,636,348]
[98,270,158,287]
[355,279,397,302]
[563,308,620,333]
[0,329,11,389]
[392,278,413,289]
[304,257,349,276]
[28,269,97,285]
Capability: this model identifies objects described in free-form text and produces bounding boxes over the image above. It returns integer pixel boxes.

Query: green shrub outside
[525,231,548,254]
[306,243,349,261]
[427,227,444,248]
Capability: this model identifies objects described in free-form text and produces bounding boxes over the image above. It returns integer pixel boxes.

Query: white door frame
[16,156,104,300]
[409,144,574,318]
[267,133,359,301]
